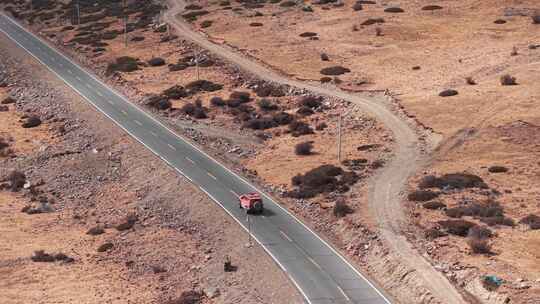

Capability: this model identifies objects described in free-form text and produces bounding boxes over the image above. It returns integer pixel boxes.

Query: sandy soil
[0,31,302,304]
[190,0,540,302]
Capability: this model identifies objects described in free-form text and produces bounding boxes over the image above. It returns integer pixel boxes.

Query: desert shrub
[480,216,515,227]
[298,95,322,108]
[86,226,105,235]
[22,116,41,128]
[352,2,362,11]
[299,32,317,38]
[425,228,445,239]
[488,165,508,173]
[375,27,383,36]
[257,98,278,111]
[193,107,207,119]
[423,201,446,210]
[115,214,138,231]
[439,89,458,97]
[361,17,384,26]
[468,237,492,254]
[210,96,225,106]
[169,63,189,71]
[465,77,477,85]
[468,225,493,239]
[163,85,187,99]
[533,15,540,24]
[229,91,251,103]
[280,0,296,7]
[101,30,119,40]
[418,173,487,190]
[315,122,327,130]
[289,120,314,137]
[106,56,139,74]
[62,25,75,31]
[166,290,204,304]
[131,36,145,42]
[249,22,263,27]
[438,219,477,236]
[243,117,277,130]
[182,103,196,116]
[226,99,241,108]
[6,170,26,192]
[253,83,285,97]
[334,198,352,217]
[320,77,332,83]
[143,94,170,110]
[97,242,114,252]
[182,10,209,21]
[185,4,203,10]
[320,66,351,76]
[446,200,504,219]
[297,106,314,116]
[295,141,313,155]
[31,250,55,262]
[272,111,293,125]
[200,20,213,28]
[320,53,330,61]
[220,0,231,5]
[407,190,439,202]
[0,138,9,150]
[287,165,352,198]
[93,47,106,53]
[520,214,540,230]
[237,104,255,113]
[500,74,517,85]
[384,7,404,13]
[148,57,166,66]
[185,80,223,94]
[422,5,442,11]
[493,19,506,24]
[1,96,16,104]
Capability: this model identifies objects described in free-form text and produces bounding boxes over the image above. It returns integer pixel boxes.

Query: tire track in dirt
[164,2,466,303]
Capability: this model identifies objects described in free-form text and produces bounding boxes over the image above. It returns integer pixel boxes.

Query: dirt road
[163,1,466,303]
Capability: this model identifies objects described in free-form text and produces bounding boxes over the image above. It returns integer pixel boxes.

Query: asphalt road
[0,13,392,304]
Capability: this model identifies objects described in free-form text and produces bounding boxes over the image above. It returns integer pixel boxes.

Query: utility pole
[336,107,355,164]
[337,113,342,163]
[245,214,252,248]
[124,15,128,47]
[195,50,200,81]
[123,0,128,47]
[77,0,80,25]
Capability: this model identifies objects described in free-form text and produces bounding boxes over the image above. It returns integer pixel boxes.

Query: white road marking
[307,256,322,270]
[76,76,82,81]
[280,230,293,242]
[0,14,392,304]
[167,143,176,150]
[207,172,217,180]
[106,100,114,105]
[97,91,103,97]
[150,131,158,137]
[86,83,92,89]
[67,69,73,74]
[134,120,142,126]
[229,189,239,197]
[185,157,195,164]
[337,286,351,302]
[121,109,128,115]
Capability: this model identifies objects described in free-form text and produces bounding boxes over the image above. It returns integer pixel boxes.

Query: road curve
[0,12,395,304]
[165,1,466,303]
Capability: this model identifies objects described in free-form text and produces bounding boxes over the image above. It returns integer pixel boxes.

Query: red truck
[238,192,264,214]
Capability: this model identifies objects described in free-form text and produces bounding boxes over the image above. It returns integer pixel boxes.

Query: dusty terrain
[3,0,540,303]
[0,32,302,304]
[189,0,540,303]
